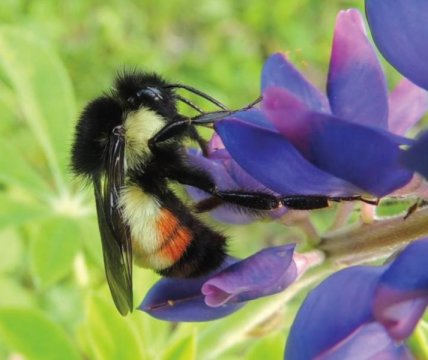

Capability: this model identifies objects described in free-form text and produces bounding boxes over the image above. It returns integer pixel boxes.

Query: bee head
[71,72,179,178]
[114,71,177,120]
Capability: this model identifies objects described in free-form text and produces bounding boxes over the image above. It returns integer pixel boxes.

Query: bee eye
[136,87,163,101]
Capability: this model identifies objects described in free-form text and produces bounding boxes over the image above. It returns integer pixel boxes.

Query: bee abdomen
[155,209,193,263]
[158,217,227,278]
[121,182,227,277]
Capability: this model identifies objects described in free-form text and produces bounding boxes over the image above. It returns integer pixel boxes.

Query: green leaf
[162,329,196,360]
[130,308,170,359]
[0,26,76,189]
[78,218,103,269]
[245,333,285,360]
[0,228,23,273]
[80,294,146,360]
[0,308,80,360]
[0,277,34,308]
[30,218,80,287]
[408,319,428,359]
[0,194,49,230]
[41,283,84,331]
[0,139,51,195]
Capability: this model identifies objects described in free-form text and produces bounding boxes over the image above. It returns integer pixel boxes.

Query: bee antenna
[191,96,262,125]
[165,83,228,110]
[175,94,204,113]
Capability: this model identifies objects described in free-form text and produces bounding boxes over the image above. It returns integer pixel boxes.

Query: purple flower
[285,239,428,360]
[140,244,308,322]
[186,134,286,224]
[215,9,422,198]
[366,0,428,91]
[366,0,428,183]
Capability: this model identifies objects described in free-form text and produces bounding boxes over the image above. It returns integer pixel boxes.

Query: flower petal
[261,53,330,113]
[215,111,359,197]
[327,9,388,129]
[317,323,413,360]
[373,239,428,340]
[366,0,428,90]
[263,87,413,196]
[285,266,385,359]
[139,258,244,322]
[402,130,428,180]
[186,148,286,224]
[186,148,238,191]
[202,244,296,306]
[388,79,428,136]
[207,132,226,154]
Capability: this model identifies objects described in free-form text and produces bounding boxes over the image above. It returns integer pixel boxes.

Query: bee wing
[93,134,133,315]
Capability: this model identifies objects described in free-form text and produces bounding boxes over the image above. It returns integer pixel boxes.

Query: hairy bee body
[119,175,226,278]
[71,72,228,313]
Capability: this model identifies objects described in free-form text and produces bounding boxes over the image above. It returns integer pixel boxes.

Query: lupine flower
[285,239,428,360]
[187,8,428,224]
[366,0,428,182]
[140,244,311,321]
[214,9,426,199]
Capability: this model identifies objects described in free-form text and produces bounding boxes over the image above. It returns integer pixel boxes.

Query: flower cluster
[141,3,428,359]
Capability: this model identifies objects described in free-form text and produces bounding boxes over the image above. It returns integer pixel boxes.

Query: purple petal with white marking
[215,112,359,197]
[263,87,413,196]
[285,266,386,359]
[402,130,428,180]
[317,323,413,360]
[366,0,428,90]
[140,258,244,322]
[327,9,388,129]
[388,79,428,136]
[373,239,428,340]
[202,244,296,307]
[261,53,330,113]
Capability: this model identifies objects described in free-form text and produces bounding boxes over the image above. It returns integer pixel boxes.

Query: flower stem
[319,207,428,265]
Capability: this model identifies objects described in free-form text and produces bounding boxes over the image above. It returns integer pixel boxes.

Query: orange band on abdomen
[156,209,192,262]
[157,208,180,242]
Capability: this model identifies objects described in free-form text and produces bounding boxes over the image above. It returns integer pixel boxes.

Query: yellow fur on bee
[124,108,164,169]
[119,184,177,270]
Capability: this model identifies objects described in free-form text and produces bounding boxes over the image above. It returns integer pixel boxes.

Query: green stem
[319,207,428,265]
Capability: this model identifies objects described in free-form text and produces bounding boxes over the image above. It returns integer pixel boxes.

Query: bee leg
[212,190,281,210]
[167,160,375,211]
[282,195,380,210]
[148,118,191,149]
[193,196,224,213]
[165,162,282,210]
[281,196,330,210]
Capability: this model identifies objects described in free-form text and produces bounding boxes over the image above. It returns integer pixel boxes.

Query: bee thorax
[124,108,165,169]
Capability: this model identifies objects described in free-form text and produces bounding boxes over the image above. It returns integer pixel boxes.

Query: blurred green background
[1,0,417,359]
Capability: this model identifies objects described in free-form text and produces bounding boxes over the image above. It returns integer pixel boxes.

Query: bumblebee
[71,71,372,315]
